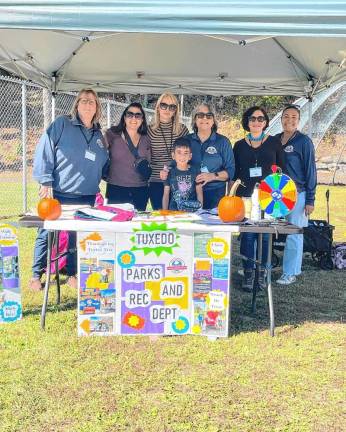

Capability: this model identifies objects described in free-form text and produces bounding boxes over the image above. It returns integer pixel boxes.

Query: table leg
[251,233,262,313]
[41,230,53,330]
[55,231,61,305]
[267,233,275,337]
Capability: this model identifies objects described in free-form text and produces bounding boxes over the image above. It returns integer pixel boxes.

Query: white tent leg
[308,97,313,139]
[22,82,27,214]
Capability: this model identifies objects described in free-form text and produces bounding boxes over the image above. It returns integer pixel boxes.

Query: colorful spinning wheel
[259,166,297,218]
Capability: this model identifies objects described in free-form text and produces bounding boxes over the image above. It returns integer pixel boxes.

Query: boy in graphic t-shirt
[162,138,203,210]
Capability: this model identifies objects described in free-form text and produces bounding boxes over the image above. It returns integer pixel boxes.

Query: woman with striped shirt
[148,93,189,209]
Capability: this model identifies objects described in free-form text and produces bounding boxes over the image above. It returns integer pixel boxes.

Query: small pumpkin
[218,179,245,222]
[37,197,62,220]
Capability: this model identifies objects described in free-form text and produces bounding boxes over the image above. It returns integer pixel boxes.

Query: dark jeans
[32,192,96,278]
[203,185,226,210]
[240,232,269,271]
[148,181,164,210]
[106,184,149,211]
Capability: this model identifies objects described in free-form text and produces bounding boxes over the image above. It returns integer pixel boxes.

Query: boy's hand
[39,185,52,199]
[159,169,169,181]
[305,204,314,216]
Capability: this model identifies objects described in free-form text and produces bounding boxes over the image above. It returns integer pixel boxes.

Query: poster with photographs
[0,224,22,324]
[77,232,116,336]
[117,222,193,336]
[76,225,231,338]
[192,232,231,337]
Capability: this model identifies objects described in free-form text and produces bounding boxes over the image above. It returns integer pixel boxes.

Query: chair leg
[55,231,61,305]
[41,230,53,330]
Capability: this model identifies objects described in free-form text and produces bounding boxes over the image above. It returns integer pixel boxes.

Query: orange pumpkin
[218,179,245,222]
[37,198,62,220]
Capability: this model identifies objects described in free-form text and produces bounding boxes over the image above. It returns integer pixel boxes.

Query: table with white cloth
[19,216,301,337]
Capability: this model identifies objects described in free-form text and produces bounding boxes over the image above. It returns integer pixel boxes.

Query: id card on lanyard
[249,166,262,177]
[80,126,96,162]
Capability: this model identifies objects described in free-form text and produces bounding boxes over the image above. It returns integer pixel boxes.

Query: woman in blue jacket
[29,89,109,291]
[276,104,317,285]
[187,103,235,209]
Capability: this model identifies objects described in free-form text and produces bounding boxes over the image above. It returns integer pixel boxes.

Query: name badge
[249,166,262,177]
[85,150,96,161]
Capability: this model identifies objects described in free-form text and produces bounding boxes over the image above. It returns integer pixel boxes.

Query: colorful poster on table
[76,225,231,338]
[77,232,117,336]
[117,222,192,336]
[0,224,22,324]
[191,232,231,337]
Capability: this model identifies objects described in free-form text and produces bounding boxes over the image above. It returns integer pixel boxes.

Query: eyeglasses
[125,111,143,119]
[249,115,266,123]
[79,99,96,106]
[195,112,214,120]
[159,102,177,111]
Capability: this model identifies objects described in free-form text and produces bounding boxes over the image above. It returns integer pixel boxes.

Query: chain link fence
[0,76,189,218]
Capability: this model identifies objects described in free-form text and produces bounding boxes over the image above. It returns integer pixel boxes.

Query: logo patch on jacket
[97,139,104,148]
[206,146,217,154]
[284,145,294,153]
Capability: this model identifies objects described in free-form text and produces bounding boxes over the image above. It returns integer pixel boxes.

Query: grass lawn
[0,186,345,432]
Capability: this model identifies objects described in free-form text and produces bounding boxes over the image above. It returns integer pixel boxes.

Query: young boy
[162,138,203,210]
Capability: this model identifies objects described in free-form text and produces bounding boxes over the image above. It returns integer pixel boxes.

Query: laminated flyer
[77,224,231,338]
[0,224,22,324]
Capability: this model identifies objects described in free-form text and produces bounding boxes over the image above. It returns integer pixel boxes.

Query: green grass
[0,185,345,431]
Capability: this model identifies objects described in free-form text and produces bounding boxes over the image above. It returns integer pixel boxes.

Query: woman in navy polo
[186,103,235,209]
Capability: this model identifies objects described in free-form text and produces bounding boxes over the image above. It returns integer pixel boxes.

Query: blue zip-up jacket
[276,131,317,206]
[33,115,109,195]
[186,132,235,190]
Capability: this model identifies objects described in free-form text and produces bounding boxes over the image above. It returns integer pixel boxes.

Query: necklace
[159,123,174,158]
[247,132,265,142]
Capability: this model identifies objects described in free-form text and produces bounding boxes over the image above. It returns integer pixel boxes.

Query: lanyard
[79,126,95,149]
[248,137,264,167]
[159,124,173,158]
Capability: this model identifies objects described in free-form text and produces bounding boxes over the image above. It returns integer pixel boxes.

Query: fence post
[22,82,27,214]
[107,101,111,128]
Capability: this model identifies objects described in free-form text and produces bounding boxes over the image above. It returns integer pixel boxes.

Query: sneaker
[276,274,296,285]
[67,276,78,289]
[29,277,43,292]
[242,270,254,292]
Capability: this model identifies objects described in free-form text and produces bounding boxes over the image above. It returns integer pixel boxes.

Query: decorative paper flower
[123,311,145,330]
[117,251,135,268]
[171,316,189,334]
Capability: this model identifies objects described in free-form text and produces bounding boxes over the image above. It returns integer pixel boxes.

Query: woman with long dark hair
[105,102,151,210]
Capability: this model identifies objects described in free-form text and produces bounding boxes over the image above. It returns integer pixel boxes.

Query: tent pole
[180,94,184,118]
[107,101,111,128]
[308,97,313,139]
[22,82,27,214]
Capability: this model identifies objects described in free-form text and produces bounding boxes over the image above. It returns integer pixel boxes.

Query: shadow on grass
[22,298,77,317]
[229,244,345,336]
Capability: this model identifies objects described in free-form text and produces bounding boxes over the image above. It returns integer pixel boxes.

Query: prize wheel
[258,166,297,218]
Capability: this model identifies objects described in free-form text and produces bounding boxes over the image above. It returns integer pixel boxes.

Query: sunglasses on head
[159,102,177,111]
[125,111,143,119]
[196,112,214,120]
[249,115,266,123]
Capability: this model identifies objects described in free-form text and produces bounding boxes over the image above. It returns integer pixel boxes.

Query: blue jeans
[240,232,269,271]
[106,184,149,211]
[32,192,96,278]
[282,191,308,276]
[203,185,226,210]
[148,182,164,210]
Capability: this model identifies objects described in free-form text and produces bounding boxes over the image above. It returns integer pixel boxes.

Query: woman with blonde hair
[148,92,189,209]
[29,88,109,291]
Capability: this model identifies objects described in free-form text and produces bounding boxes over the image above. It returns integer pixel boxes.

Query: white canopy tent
[0,1,345,97]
